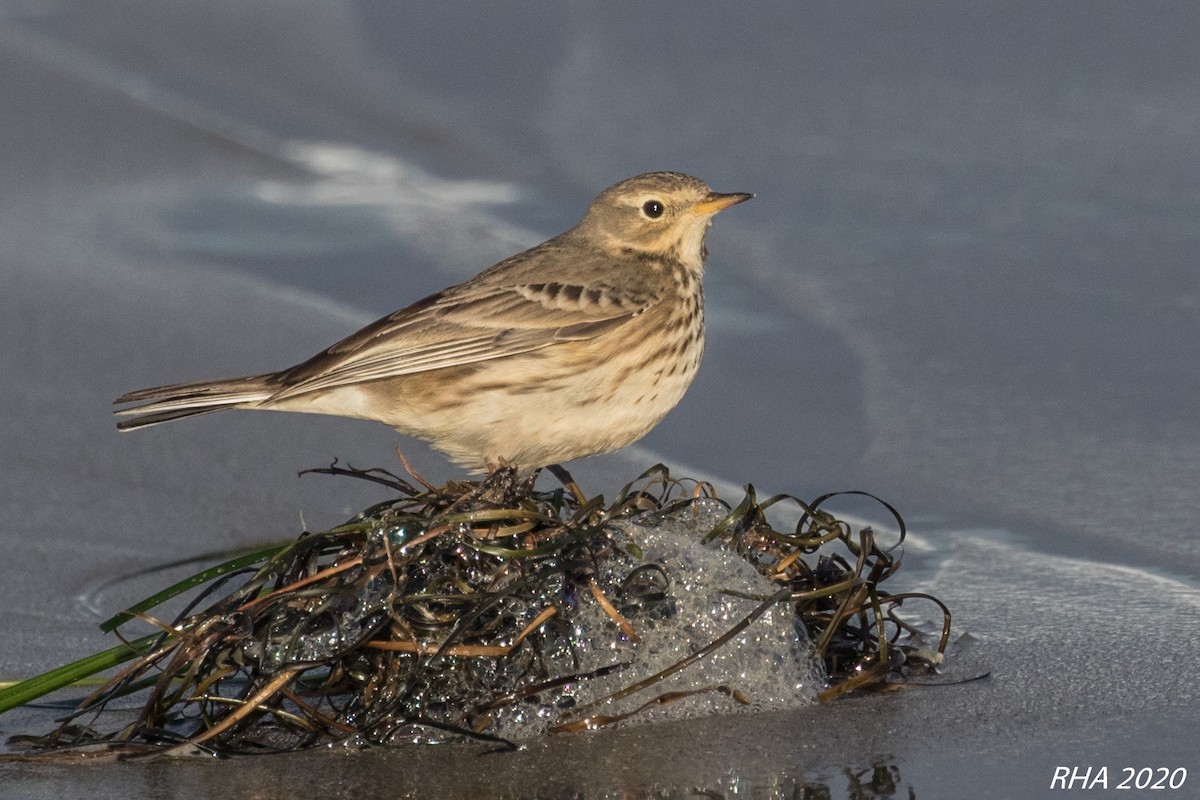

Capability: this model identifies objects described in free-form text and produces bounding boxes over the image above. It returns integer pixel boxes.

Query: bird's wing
[268,280,658,400]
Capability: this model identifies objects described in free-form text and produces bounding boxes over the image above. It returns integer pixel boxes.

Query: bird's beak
[691,191,754,216]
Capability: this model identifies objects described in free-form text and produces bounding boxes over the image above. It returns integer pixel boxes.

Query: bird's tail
[113,373,277,431]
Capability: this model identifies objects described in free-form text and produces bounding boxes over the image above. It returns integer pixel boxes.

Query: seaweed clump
[1,463,950,758]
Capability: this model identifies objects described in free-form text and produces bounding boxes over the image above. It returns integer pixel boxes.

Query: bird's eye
[642,200,664,219]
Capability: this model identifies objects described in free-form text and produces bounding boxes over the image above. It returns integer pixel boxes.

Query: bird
[114,171,752,472]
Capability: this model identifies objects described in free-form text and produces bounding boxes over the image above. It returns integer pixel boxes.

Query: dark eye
[642,200,664,218]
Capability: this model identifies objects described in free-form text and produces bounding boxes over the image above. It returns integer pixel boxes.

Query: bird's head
[576,172,752,271]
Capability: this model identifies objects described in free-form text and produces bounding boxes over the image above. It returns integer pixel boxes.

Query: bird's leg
[473,457,542,504]
[477,462,519,505]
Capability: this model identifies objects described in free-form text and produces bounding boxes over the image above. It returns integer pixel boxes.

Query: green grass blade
[99,545,286,633]
[0,633,163,714]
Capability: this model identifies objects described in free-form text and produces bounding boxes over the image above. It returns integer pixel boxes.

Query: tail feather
[114,374,276,431]
[116,405,229,431]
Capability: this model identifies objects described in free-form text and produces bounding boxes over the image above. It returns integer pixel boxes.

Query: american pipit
[115,172,752,471]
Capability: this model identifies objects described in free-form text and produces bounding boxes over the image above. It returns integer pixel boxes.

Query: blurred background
[2,4,1198,798]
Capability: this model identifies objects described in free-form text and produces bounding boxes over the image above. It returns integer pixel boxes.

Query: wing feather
[268,280,656,401]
